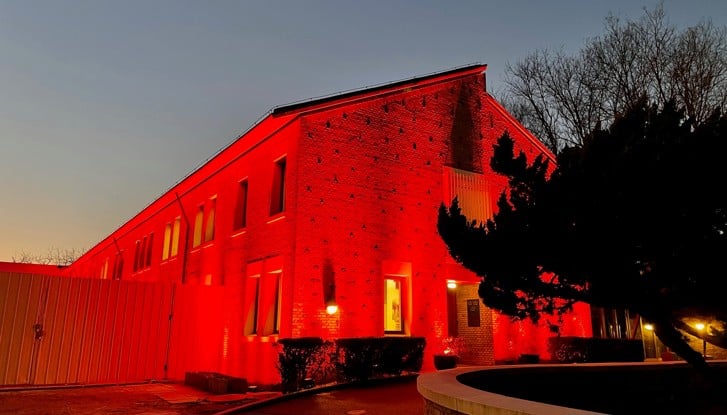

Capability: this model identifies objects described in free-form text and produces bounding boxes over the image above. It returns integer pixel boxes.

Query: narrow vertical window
[272,273,282,334]
[245,277,260,335]
[234,179,248,230]
[259,269,283,336]
[204,198,216,242]
[133,240,141,272]
[270,157,286,215]
[145,233,154,267]
[244,259,282,336]
[193,205,204,247]
[162,224,171,261]
[113,252,124,280]
[171,217,181,257]
[140,236,148,270]
[384,278,404,333]
[101,258,109,279]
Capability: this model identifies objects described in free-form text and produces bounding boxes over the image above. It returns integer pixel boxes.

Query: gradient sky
[1,0,726,261]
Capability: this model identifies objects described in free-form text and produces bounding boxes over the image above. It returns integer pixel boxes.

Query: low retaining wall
[417,362,727,415]
[417,366,601,415]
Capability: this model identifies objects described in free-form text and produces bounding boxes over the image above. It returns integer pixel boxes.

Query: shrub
[548,336,645,363]
[275,336,425,391]
[275,337,326,393]
[335,337,425,382]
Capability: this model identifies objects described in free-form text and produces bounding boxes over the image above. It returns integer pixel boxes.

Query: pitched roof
[272,63,487,116]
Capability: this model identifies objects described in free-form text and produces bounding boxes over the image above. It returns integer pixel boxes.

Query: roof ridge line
[271,63,486,115]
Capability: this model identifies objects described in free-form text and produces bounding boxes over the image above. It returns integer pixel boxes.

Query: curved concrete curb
[417,366,604,415]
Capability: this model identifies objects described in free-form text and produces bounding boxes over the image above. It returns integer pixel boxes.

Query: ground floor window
[382,261,411,335]
[384,277,404,333]
[244,257,283,336]
[591,306,635,339]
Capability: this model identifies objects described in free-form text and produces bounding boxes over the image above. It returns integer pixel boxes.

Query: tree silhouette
[502,4,727,152]
[438,101,727,371]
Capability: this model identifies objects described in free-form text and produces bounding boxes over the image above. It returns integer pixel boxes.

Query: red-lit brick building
[60,64,592,383]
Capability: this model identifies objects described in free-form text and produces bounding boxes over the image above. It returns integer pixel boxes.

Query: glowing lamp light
[446,280,457,289]
[696,323,706,331]
[644,323,654,331]
[326,304,339,315]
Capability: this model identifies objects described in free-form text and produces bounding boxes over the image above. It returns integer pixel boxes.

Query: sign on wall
[467,299,480,327]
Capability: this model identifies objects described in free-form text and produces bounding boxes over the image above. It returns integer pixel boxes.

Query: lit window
[270,157,286,215]
[193,206,204,247]
[234,179,248,230]
[162,224,171,261]
[171,217,180,257]
[244,258,283,336]
[260,271,282,335]
[204,198,216,242]
[244,267,261,336]
[384,278,404,333]
[100,258,109,279]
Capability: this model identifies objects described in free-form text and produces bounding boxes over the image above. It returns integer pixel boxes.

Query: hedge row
[275,336,425,393]
[548,336,645,363]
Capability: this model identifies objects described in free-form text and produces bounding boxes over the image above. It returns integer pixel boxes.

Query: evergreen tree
[438,101,727,370]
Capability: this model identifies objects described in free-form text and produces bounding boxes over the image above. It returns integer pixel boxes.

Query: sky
[1,0,726,262]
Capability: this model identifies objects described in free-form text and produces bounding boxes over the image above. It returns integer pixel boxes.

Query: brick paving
[0,376,422,415]
[0,382,272,415]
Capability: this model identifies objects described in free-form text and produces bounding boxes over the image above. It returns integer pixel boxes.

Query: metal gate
[0,273,173,386]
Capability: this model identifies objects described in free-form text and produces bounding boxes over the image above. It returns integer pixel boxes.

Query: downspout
[174,192,191,284]
[112,237,122,279]
[163,193,190,379]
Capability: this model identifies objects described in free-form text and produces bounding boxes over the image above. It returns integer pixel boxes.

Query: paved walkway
[0,376,422,415]
[240,378,423,415]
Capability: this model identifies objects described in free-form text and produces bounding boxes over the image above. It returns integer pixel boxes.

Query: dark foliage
[438,101,727,370]
[275,336,425,392]
[334,337,425,382]
[275,337,329,393]
[548,337,645,363]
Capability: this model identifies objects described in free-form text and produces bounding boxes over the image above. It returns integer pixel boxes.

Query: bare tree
[12,247,84,266]
[503,4,727,152]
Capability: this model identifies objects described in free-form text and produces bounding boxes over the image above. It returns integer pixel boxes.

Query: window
[140,236,147,270]
[591,306,634,339]
[261,271,282,335]
[383,261,411,335]
[162,224,171,261]
[145,233,153,267]
[171,217,180,257]
[100,258,109,279]
[244,264,261,336]
[204,198,216,242]
[133,240,142,272]
[384,278,404,333]
[133,233,154,272]
[233,179,248,230]
[193,205,204,247]
[443,167,495,225]
[244,257,283,336]
[112,252,124,280]
[270,157,286,215]
[162,218,181,260]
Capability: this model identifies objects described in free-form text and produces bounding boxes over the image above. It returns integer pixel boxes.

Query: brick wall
[289,71,552,363]
[455,283,495,365]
